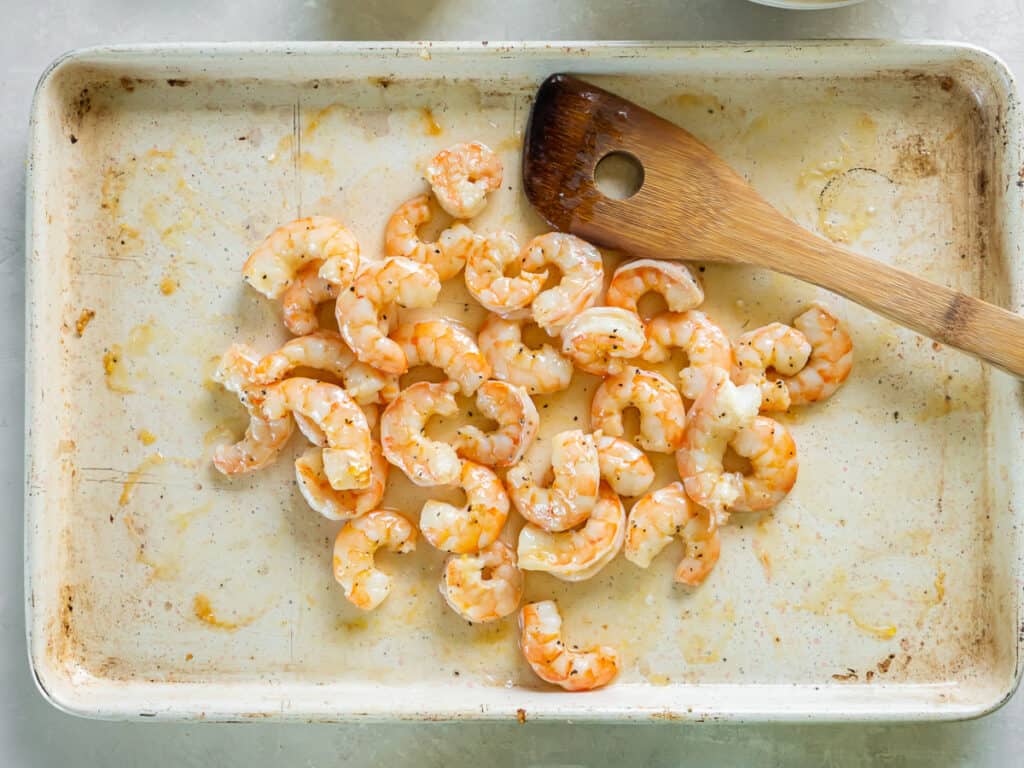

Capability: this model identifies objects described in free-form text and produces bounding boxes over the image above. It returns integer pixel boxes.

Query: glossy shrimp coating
[333,256,441,375]
[464,231,546,315]
[519,600,619,691]
[478,315,573,395]
[295,403,377,448]
[380,380,461,486]
[255,377,372,491]
[605,259,703,316]
[295,442,388,521]
[384,194,479,281]
[280,261,339,335]
[590,366,687,453]
[333,509,416,610]
[454,380,539,467]
[517,484,626,582]
[420,460,510,553]
[675,369,761,521]
[783,303,853,405]
[507,430,600,532]
[520,233,604,334]
[441,540,522,623]
[253,331,398,405]
[728,416,798,512]
[624,482,721,586]
[596,433,655,498]
[732,322,812,412]
[642,310,733,400]
[390,318,490,396]
[560,307,646,376]
[211,344,294,475]
[425,141,503,219]
[243,216,359,299]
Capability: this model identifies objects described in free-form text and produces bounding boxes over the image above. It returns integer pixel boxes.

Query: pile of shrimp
[212,140,853,692]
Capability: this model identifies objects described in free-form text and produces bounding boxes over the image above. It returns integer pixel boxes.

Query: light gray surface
[2,0,1022,765]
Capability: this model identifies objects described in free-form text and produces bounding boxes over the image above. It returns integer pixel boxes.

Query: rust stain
[193,594,256,631]
[118,453,165,506]
[74,309,95,337]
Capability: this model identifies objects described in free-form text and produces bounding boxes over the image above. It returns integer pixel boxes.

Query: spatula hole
[594,151,644,200]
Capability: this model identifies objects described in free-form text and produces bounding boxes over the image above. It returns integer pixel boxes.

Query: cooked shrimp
[253,331,398,405]
[380,380,461,486]
[294,402,376,449]
[624,482,721,586]
[295,442,388,521]
[420,460,510,553]
[464,231,546,315]
[596,433,655,497]
[384,194,479,281]
[280,261,339,335]
[390,318,491,396]
[211,344,294,475]
[590,366,687,453]
[425,141,503,219]
[441,541,522,623]
[732,322,811,412]
[333,509,416,610]
[728,416,798,512]
[520,233,604,334]
[675,369,761,522]
[520,600,619,691]
[642,310,732,400]
[517,484,626,581]
[605,259,703,317]
[454,380,539,467]
[478,315,573,395]
[255,377,372,490]
[243,216,359,299]
[560,307,646,376]
[333,256,441,375]
[783,303,853,405]
[507,430,600,532]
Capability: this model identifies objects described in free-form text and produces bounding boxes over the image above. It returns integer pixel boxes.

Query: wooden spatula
[522,73,1024,377]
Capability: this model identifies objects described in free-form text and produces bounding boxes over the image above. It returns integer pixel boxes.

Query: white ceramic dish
[748,0,865,9]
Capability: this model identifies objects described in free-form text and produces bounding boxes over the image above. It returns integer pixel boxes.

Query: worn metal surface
[25,41,1024,722]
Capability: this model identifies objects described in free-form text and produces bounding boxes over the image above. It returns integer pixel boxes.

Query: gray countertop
[2,1,1021,765]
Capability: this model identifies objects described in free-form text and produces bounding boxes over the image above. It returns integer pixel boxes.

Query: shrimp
[520,233,604,334]
[783,303,853,405]
[560,307,646,376]
[605,259,703,317]
[211,344,294,475]
[517,484,626,581]
[280,261,339,336]
[420,460,510,553]
[596,433,655,497]
[454,380,539,467]
[243,216,359,299]
[295,442,388,521]
[295,402,378,449]
[380,380,461,486]
[441,540,522,623]
[255,377,372,490]
[675,368,762,522]
[464,231,546,315]
[253,330,398,405]
[390,318,491,396]
[333,508,416,610]
[732,322,811,412]
[477,315,573,395]
[624,482,721,586]
[590,366,687,453]
[519,600,619,691]
[642,310,732,400]
[384,194,479,281]
[425,141,503,219]
[333,256,441,375]
[507,430,600,532]
[728,416,798,512]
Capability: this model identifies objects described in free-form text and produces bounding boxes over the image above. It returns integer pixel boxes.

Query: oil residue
[74,308,95,337]
[421,107,443,136]
[792,570,898,640]
[103,344,134,393]
[193,594,256,631]
[137,429,157,446]
[118,452,166,506]
[123,513,180,581]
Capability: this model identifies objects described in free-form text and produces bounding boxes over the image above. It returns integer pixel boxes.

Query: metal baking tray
[25,41,1024,722]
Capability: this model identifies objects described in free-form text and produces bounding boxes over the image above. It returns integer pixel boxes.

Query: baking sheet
[24,41,1024,721]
